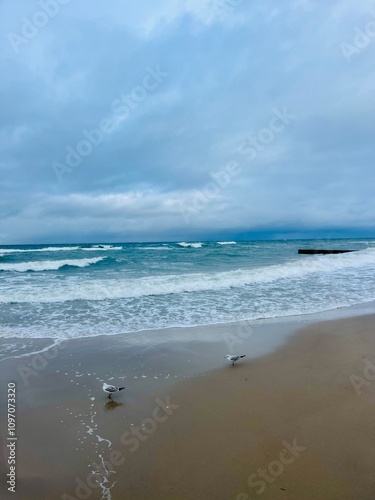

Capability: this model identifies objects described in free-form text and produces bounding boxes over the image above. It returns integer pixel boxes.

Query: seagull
[225,354,246,366]
[102,382,125,399]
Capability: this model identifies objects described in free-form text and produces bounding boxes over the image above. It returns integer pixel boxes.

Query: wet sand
[1,313,375,499]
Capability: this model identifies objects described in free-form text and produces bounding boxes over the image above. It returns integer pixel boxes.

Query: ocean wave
[217,241,236,245]
[2,248,375,302]
[138,246,173,250]
[81,245,123,251]
[0,245,123,256]
[0,246,80,255]
[177,242,204,248]
[0,257,105,273]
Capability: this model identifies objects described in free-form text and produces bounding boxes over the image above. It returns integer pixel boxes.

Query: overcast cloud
[0,0,374,243]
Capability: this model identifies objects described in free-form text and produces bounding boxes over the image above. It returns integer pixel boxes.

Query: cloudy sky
[0,0,374,243]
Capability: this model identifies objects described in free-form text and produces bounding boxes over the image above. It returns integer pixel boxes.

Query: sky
[0,0,374,244]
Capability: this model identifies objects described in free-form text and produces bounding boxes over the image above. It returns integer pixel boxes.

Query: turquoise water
[0,239,375,340]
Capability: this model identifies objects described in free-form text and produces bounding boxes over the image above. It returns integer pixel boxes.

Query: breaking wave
[0,246,80,255]
[2,248,375,301]
[177,242,204,248]
[0,257,105,273]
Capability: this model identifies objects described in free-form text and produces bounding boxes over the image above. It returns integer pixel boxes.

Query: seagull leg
[232,361,234,366]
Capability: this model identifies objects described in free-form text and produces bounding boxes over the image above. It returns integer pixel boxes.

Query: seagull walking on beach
[102,382,125,399]
[225,354,246,366]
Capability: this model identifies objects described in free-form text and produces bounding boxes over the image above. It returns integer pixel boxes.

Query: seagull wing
[104,384,118,392]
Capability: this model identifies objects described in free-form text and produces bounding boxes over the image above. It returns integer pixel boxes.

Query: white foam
[0,245,123,256]
[1,248,375,302]
[0,257,104,272]
[0,338,63,361]
[177,242,203,248]
[81,245,122,251]
[217,241,236,245]
[96,435,112,448]
[138,246,172,250]
[0,246,80,254]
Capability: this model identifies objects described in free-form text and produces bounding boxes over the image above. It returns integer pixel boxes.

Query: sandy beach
[1,312,375,499]
[2,0,375,496]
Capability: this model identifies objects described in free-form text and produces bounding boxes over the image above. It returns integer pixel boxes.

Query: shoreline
[1,307,375,498]
[2,299,375,363]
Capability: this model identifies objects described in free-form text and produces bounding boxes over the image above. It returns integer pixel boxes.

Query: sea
[1,239,375,344]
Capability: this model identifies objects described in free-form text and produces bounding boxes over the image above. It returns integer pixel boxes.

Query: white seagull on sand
[102,382,125,399]
[225,354,246,366]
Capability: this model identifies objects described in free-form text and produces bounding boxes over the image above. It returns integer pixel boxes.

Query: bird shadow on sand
[104,400,124,411]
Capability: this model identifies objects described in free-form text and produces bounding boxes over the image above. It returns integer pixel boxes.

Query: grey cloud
[0,0,374,242]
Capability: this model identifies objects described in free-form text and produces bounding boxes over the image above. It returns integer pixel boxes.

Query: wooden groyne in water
[298,249,354,255]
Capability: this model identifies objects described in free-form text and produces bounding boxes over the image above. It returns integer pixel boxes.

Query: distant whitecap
[177,242,203,248]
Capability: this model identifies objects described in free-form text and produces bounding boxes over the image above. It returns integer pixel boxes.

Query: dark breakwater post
[298,249,354,255]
